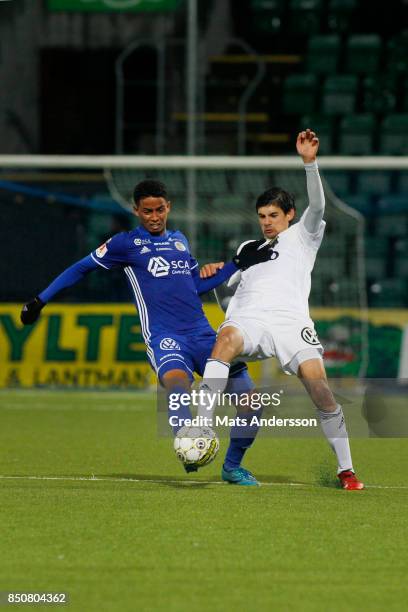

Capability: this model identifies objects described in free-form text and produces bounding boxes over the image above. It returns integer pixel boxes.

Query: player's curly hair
[255,187,296,216]
[133,179,168,205]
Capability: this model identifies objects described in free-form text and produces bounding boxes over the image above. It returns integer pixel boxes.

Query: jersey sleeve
[39,255,99,303]
[193,262,239,295]
[298,211,326,251]
[90,232,130,269]
[189,254,199,274]
[297,161,326,251]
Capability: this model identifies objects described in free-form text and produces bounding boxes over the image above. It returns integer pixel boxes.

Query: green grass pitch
[0,390,407,611]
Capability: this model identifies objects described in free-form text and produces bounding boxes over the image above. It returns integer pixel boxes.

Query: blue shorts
[148,330,253,391]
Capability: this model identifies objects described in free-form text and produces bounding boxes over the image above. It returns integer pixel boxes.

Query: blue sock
[167,385,192,435]
[224,410,262,471]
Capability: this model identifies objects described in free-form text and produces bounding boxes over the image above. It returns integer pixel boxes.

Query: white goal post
[5,153,403,379]
[1,155,408,169]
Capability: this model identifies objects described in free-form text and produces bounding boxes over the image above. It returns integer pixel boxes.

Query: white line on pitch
[0,475,407,490]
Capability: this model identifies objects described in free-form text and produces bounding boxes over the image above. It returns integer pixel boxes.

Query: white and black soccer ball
[174,426,220,467]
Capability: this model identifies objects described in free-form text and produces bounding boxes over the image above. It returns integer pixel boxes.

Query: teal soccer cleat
[221,466,260,486]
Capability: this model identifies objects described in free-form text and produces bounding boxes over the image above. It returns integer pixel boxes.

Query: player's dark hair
[133,179,168,205]
[255,187,296,216]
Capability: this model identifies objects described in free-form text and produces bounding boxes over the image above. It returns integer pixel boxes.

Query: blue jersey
[90,226,214,339]
[39,224,238,380]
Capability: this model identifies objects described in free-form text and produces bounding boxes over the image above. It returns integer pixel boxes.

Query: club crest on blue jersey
[95,237,111,258]
[159,338,181,350]
[175,241,186,251]
[96,243,107,258]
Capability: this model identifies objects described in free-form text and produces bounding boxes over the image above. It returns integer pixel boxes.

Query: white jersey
[226,211,326,321]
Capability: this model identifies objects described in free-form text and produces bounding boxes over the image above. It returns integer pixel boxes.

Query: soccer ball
[174,426,220,467]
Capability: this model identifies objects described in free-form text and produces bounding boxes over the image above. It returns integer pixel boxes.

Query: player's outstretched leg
[162,369,194,435]
[162,369,200,473]
[298,358,364,490]
[222,372,261,486]
[222,436,260,486]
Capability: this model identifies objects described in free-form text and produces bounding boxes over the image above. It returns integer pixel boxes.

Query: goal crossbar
[1,155,408,170]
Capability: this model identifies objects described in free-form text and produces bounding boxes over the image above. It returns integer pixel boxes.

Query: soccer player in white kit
[199,129,364,489]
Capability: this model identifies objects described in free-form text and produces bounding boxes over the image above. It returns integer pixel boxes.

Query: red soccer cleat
[338,470,365,490]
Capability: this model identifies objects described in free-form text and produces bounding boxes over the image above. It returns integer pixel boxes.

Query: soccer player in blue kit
[21,179,272,484]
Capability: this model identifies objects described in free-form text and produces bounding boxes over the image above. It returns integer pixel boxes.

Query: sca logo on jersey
[301,327,320,346]
[147,257,190,277]
[148,256,171,277]
[159,338,181,351]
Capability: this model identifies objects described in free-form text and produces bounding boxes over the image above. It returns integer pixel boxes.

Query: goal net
[0,154,380,380]
[104,156,369,379]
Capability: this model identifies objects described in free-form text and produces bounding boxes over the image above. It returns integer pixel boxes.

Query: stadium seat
[289,0,323,35]
[233,171,270,196]
[365,256,387,279]
[197,170,229,195]
[251,0,286,33]
[377,195,408,214]
[369,279,407,307]
[364,233,389,279]
[343,194,372,216]
[394,238,408,277]
[394,256,408,278]
[282,74,317,115]
[365,236,388,257]
[338,114,375,155]
[362,75,397,114]
[387,31,408,74]
[322,170,350,197]
[251,0,283,7]
[355,171,392,198]
[209,195,250,228]
[403,79,408,112]
[306,35,341,75]
[314,257,345,277]
[374,212,408,238]
[300,114,334,154]
[158,170,185,195]
[322,75,358,115]
[380,114,408,155]
[327,0,357,33]
[345,35,382,75]
[397,171,408,194]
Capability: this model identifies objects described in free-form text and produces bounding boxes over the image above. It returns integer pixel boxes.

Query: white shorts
[219,315,324,375]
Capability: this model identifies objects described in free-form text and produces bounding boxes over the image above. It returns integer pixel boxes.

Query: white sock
[318,404,354,474]
[197,359,230,422]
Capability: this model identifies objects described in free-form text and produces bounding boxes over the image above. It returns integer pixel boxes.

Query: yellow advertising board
[1,304,407,388]
[0,303,262,389]
[0,304,152,389]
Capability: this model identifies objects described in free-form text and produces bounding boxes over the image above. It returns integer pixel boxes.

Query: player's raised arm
[296,129,325,234]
